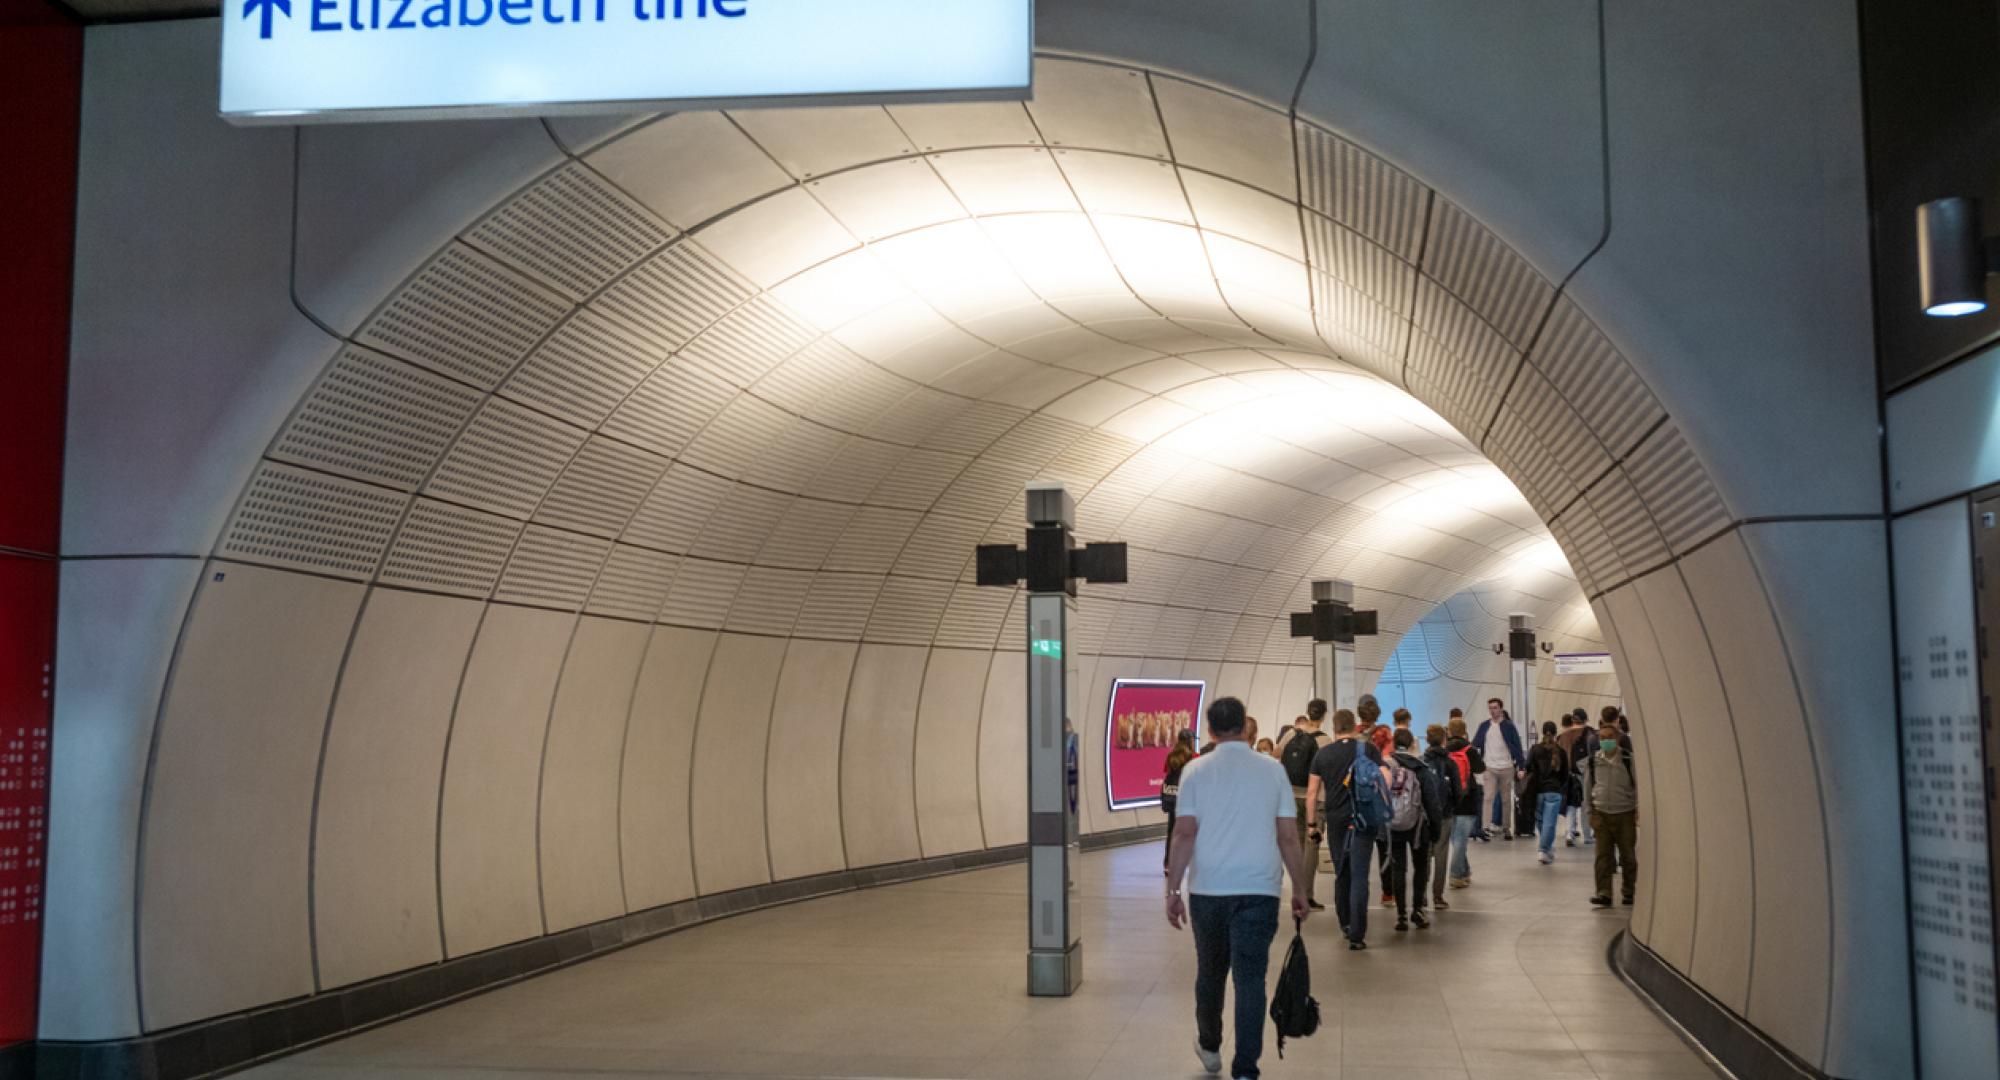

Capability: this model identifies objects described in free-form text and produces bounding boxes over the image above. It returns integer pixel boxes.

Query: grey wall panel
[690,635,787,895]
[40,559,200,1041]
[1679,534,1831,1062]
[1568,0,1878,519]
[1035,0,1311,108]
[295,120,565,335]
[1074,654,1119,833]
[437,605,573,957]
[1631,570,1754,1014]
[1245,663,1290,734]
[65,21,336,559]
[1300,0,1605,283]
[311,589,482,991]
[913,649,995,857]
[540,618,652,932]
[1739,521,1909,1079]
[619,628,716,909]
[977,650,1029,848]
[1599,586,1695,969]
[137,565,362,1031]
[839,645,929,867]
[765,640,860,879]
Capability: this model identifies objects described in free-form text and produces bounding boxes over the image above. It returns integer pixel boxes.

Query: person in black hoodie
[1444,715,1485,888]
[1421,723,1463,910]
[1526,721,1571,863]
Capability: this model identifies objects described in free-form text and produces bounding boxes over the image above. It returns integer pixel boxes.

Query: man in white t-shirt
[1166,696,1311,1080]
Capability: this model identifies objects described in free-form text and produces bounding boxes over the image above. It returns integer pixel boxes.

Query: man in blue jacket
[1472,699,1525,840]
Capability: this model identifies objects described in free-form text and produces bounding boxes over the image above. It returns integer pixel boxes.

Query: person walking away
[1164,696,1311,1079]
[1473,699,1524,840]
[1587,720,1640,907]
[1385,728,1439,930]
[1357,696,1394,902]
[1421,723,1462,909]
[1276,700,1332,910]
[1526,721,1570,863]
[1306,708,1389,950]
[1444,716,1485,888]
[1255,738,1276,757]
[1162,730,1197,873]
[1555,712,1591,846]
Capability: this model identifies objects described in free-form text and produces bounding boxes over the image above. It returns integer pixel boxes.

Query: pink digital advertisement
[1104,679,1206,811]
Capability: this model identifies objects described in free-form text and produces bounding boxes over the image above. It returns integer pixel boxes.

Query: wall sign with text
[221,0,1032,123]
[1104,679,1205,812]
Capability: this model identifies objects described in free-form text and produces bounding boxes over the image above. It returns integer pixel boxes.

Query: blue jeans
[1333,824,1378,943]
[1536,791,1564,853]
[1449,814,1476,880]
[1189,894,1280,1080]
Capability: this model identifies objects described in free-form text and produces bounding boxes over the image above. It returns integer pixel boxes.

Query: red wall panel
[0,0,78,1050]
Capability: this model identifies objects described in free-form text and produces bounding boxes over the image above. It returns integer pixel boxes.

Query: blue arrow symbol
[243,0,291,40]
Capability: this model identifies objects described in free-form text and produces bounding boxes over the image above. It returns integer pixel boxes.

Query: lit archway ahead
[127,54,1775,1055]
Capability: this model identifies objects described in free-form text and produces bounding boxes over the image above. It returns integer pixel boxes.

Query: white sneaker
[1195,1040,1222,1074]
[1538,851,1554,865]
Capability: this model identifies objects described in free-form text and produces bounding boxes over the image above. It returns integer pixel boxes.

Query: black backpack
[1280,730,1319,788]
[1268,920,1320,1057]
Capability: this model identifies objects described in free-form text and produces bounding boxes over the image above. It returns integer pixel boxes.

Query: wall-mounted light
[1917,196,2000,317]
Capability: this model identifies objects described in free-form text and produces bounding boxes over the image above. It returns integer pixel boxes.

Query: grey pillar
[1310,580,1360,711]
[1508,613,1537,733]
[1024,485,1082,996]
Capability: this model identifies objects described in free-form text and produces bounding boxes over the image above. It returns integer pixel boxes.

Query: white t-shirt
[1173,741,1296,897]
[1482,721,1514,770]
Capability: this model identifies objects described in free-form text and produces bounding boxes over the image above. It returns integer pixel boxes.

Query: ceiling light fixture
[1917,196,1999,317]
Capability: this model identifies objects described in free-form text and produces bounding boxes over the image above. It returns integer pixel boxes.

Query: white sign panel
[1553,652,1614,677]
[221,0,1032,123]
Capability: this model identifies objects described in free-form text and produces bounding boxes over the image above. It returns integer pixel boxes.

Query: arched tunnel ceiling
[222,57,1729,669]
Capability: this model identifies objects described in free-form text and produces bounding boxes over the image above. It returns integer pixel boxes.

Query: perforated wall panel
[1532,298,1664,459]
[794,573,881,639]
[380,498,520,598]
[865,577,949,644]
[596,242,754,355]
[220,463,405,579]
[585,545,677,621]
[659,558,746,628]
[624,465,732,554]
[1296,122,1429,261]
[1623,424,1729,555]
[601,361,735,459]
[536,437,668,539]
[1421,200,1553,349]
[678,297,816,388]
[356,245,570,390]
[272,347,481,490]
[506,311,667,428]
[465,163,674,302]
[725,567,811,636]
[426,398,586,519]
[496,526,609,610]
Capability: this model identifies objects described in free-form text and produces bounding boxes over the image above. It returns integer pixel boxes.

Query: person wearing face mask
[1586,721,1639,908]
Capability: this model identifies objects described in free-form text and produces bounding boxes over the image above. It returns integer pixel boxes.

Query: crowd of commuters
[1164,693,1638,1079]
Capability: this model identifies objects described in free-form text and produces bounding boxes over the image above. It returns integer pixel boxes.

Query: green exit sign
[1031,638,1063,658]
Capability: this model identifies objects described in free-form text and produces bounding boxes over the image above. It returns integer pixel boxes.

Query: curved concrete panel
[312,589,482,990]
[1679,533,1832,1059]
[690,634,787,895]
[1633,570,1754,1012]
[619,627,716,909]
[976,650,1028,848]
[437,605,573,957]
[839,645,928,868]
[1599,586,1695,966]
[765,640,860,880]
[137,564,361,1030]
[40,559,200,1041]
[540,617,652,931]
[913,648,994,857]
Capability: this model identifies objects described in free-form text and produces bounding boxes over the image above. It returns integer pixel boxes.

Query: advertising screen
[1104,679,1206,811]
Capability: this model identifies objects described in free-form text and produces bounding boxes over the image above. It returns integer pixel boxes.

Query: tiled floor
[241,836,1719,1080]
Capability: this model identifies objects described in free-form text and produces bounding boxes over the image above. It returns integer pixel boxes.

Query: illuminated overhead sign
[1553,652,1615,677]
[221,0,1032,123]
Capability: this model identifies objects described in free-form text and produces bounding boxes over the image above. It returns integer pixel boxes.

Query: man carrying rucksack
[1385,728,1440,931]
[1305,708,1389,950]
[1586,720,1640,907]
[1275,699,1332,910]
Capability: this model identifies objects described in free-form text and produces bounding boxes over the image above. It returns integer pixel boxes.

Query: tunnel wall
[40,5,1903,1079]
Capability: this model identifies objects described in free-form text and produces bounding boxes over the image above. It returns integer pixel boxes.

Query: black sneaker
[1622,897,1635,906]
[1348,939,1367,951]
[1394,918,1408,932]
[1307,899,1325,911]
[1412,911,1430,929]
[1590,895,1612,908]
[1501,832,1514,841]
